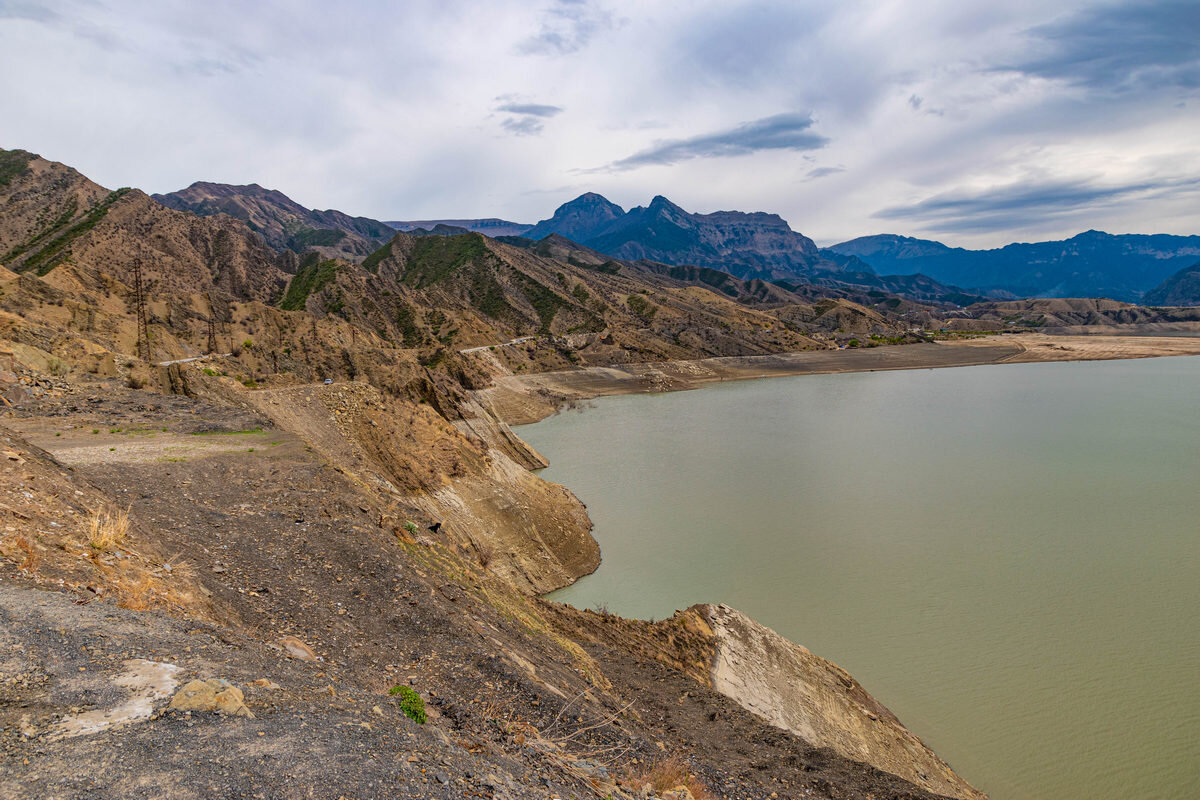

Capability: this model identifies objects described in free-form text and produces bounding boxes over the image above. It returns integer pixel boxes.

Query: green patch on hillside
[0,149,34,186]
[361,239,393,273]
[2,198,79,263]
[467,261,515,320]
[516,274,566,333]
[280,256,340,310]
[22,189,131,276]
[394,302,424,347]
[287,226,346,250]
[401,234,488,288]
[626,293,657,321]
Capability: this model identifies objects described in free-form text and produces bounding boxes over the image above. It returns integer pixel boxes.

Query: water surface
[522,357,1200,800]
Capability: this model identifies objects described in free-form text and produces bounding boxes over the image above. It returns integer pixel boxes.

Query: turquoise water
[522,357,1200,800]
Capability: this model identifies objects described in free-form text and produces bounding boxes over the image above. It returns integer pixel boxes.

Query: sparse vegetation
[280,255,340,311]
[87,506,130,551]
[388,685,427,724]
[624,755,717,800]
[394,303,423,347]
[286,225,346,251]
[403,234,488,288]
[626,293,657,321]
[0,148,34,185]
[22,188,131,275]
[361,239,393,273]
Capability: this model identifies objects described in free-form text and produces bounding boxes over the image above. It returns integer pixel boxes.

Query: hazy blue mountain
[523,193,626,243]
[527,193,834,281]
[1144,261,1200,306]
[829,231,1200,302]
[387,218,532,237]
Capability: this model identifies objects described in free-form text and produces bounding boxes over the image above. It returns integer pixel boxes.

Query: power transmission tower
[132,258,151,362]
[207,316,217,354]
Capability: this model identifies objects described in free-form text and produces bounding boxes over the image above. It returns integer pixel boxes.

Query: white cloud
[0,0,1196,248]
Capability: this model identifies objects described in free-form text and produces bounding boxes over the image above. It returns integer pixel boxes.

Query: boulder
[167,678,254,718]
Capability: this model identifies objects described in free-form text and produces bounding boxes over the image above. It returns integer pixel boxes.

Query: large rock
[167,678,254,718]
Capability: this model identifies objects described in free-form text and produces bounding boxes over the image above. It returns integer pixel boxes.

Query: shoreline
[475,333,1200,426]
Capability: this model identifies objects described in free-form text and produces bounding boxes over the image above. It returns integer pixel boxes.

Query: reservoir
[521,356,1200,800]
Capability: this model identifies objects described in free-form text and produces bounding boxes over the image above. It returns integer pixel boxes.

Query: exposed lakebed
[522,356,1200,800]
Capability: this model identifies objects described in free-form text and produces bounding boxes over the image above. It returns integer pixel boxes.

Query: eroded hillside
[0,147,988,799]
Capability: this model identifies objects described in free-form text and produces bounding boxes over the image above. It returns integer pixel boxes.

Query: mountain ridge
[829,231,1200,301]
[153,181,395,263]
[525,192,836,282]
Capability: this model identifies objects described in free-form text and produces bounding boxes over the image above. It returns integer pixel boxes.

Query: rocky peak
[524,192,626,242]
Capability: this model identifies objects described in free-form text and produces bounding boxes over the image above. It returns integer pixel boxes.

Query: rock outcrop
[705,604,984,800]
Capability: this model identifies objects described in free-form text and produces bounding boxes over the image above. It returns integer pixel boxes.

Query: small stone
[276,636,316,661]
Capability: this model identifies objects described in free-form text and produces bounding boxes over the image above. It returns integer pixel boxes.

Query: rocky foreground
[0,364,983,800]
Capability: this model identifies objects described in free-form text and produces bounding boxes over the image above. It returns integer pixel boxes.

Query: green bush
[388,685,427,724]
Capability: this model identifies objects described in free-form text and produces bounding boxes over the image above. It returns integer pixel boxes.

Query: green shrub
[388,685,427,724]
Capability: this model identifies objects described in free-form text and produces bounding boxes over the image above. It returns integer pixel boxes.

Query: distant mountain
[387,218,533,238]
[828,231,1200,302]
[526,193,835,282]
[1144,261,1200,306]
[153,182,394,262]
[523,193,626,243]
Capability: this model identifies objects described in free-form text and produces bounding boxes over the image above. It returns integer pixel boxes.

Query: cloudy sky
[1,0,1197,247]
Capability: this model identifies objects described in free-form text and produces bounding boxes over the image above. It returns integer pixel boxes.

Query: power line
[132,258,150,362]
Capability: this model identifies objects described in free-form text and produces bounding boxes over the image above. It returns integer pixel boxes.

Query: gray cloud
[804,166,844,181]
[0,2,57,23]
[600,112,828,172]
[1002,1,1200,93]
[874,176,1200,233]
[496,102,563,117]
[495,100,564,136]
[519,0,613,56]
[500,116,547,136]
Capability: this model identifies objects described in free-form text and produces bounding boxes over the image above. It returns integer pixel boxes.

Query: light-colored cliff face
[705,604,985,800]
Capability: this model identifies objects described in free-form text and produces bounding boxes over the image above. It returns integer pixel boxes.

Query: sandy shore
[475,334,1200,425]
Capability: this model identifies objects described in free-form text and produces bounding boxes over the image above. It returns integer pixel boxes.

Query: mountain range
[149,177,1200,306]
[523,193,834,282]
[829,232,1200,303]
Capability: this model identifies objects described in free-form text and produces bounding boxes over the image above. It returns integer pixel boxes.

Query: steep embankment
[707,605,984,800]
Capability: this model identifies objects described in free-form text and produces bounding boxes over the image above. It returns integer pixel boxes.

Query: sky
[0,0,1197,248]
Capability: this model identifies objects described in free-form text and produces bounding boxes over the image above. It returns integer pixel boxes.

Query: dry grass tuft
[15,535,37,572]
[118,573,156,611]
[626,755,718,800]
[87,506,130,551]
[475,539,494,568]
